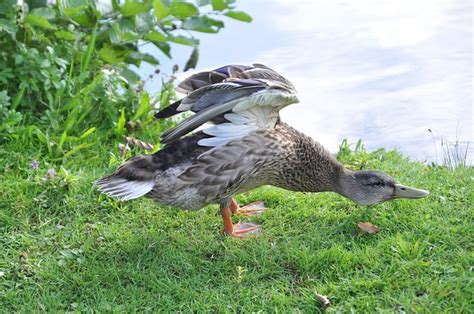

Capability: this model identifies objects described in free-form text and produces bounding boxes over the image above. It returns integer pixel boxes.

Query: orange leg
[221,206,234,235]
[230,199,239,214]
[221,205,262,238]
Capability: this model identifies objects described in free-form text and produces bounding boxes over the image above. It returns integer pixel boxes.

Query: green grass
[0,138,473,312]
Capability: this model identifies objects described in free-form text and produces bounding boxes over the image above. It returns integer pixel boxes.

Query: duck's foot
[224,222,262,238]
[231,200,267,217]
[221,206,262,238]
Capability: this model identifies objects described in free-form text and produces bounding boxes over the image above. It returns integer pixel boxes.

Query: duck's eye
[372,181,383,187]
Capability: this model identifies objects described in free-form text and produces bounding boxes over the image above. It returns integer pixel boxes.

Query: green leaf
[29,125,48,145]
[169,1,198,19]
[0,18,18,37]
[133,92,150,121]
[95,0,114,16]
[120,67,141,85]
[59,130,69,150]
[126,51,159,66]
[30,7,57,20]
[146,30,167,42]
[167,34,199,46]
[81,23,98,73]
[59,0,96,27]
[98,45,129,64]
[211,0,227,11]
[59,0,91,16]
[205,16,224,28]
[153,0,169,20]
[121,0,151,17]
[55,30,77,40]
[72,13,96,27]
[182,16,223,33]
[116,107,126,136]
[184,46,199,71]
[24,14,57,30]
[135,12,154,32]
[64,143,94,157]
[0,0,17,16]
[152,41,171,58]
[224,10,252,22]
[139,52,160,65]
[110,21,140,43]
[79,127,96,139]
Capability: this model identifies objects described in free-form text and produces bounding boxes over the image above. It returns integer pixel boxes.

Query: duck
[96,64,429,238]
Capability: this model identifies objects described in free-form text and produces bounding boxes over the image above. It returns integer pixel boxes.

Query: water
[140,0,473,164]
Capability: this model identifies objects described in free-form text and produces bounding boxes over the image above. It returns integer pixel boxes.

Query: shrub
[0,0,250,160]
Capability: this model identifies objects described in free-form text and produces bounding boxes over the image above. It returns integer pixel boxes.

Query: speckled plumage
[96,64,429,221]
[98,121,343,210]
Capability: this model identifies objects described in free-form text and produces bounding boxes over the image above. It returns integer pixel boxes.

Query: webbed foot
[231,200,267,216]
[227,222,262,238]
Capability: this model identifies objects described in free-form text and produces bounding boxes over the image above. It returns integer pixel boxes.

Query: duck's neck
[271,123,349,194]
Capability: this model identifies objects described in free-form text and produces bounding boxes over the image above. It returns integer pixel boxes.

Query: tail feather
[95,156,157,201]
[154,99,182,119]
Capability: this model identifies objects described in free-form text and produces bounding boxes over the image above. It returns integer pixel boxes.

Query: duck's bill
[394,184,430,199]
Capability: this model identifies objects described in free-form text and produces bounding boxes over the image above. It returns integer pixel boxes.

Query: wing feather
[156,64,298,146]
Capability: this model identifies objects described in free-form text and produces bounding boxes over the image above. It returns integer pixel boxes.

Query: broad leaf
[167,34,199,46]
[55,30,77,40]
[135,12,154,33]
[182,16,223,33]
[133,92,150,121]
[30,7,57,20]
[224,10,252,22]
[211,0,227,11]
[152,41,171,58]
[59,0,91,16]
[24,15,57,30]
[126,51,160,66]
[120,67,141,85]
[98,45,129,64]
[183,46,198,71]
[169,1,198,19]
[95,0,114,16]
[0,0,17,16]
[121,0,151,17]
[146,30,167,42]
[153,0,169,20]
[0,18,18,37]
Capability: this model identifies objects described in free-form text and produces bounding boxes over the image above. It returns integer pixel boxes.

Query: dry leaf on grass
[357,222,380,234]
[315,293,330,307]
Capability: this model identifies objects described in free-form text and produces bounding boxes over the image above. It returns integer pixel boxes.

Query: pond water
[141,0,473,165]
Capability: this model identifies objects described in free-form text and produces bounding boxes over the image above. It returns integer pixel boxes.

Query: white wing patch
[96,179,155,201]
[199,90,298,147]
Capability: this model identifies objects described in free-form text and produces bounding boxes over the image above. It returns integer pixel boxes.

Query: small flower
[46,0,56,6]
[45,168,58,181]
[30,160,39,170]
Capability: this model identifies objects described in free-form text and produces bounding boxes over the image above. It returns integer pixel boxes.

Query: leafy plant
[0,0,251,160]
[0,90,22,134]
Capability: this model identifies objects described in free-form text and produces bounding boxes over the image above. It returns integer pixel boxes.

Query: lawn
[0,139,472,312]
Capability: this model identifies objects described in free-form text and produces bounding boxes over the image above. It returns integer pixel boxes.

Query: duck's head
[339,170,430,205]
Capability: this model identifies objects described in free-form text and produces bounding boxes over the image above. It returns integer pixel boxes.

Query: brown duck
[96,64,429,237]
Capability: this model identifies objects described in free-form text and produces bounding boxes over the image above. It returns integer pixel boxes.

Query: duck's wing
[155,64,299,146]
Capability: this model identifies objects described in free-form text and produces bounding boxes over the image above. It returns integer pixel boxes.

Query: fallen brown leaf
[357,222,380,234]
[315,293,330,307]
